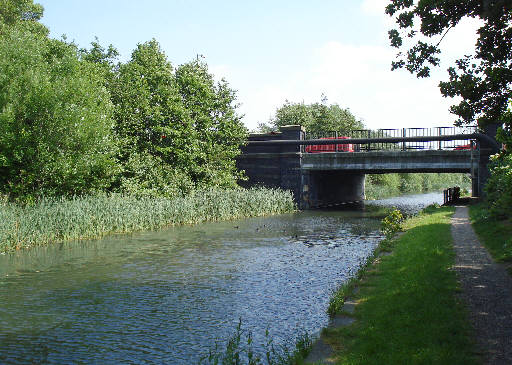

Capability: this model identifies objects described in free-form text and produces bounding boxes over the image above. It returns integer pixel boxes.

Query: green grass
[469,202,512,265]
[0,187,295,253]
[324,206,478,364]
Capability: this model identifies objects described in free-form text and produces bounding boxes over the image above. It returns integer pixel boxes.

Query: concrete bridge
[237,125,500,209]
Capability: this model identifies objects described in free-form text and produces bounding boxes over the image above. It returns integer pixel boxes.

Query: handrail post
[402,128,406,151]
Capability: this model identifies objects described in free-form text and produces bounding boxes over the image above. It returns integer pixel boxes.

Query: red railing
[305,136,354,153]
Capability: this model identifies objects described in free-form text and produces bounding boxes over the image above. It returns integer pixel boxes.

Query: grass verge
[469,202,512,272]
[0,187,295,253]
[323,206,478,364]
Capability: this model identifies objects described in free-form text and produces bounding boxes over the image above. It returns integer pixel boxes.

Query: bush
[381,208,404,238]
[484,153,512,220]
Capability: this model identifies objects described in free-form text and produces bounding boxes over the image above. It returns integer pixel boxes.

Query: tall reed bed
[0,187,295,252]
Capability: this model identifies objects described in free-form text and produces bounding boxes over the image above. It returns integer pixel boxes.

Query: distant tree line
[0,0,247,202]
[257,95,364,133]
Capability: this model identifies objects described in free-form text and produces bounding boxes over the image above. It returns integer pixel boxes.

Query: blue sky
[38,0,481,131]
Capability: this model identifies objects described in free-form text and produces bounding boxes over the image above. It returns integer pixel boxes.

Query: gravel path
[451,206,512,364]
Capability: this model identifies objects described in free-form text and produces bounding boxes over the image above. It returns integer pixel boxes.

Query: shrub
[484,153,512,220]
[380,208,404,238]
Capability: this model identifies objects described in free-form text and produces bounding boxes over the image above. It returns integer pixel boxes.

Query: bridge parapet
[305,126,477,152]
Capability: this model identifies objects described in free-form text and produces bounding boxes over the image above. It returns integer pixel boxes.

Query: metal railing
[304,126,478,152]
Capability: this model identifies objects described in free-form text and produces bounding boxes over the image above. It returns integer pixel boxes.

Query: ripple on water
[0,209,388,364]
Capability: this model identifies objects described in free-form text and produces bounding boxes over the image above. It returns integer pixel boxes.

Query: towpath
[451,206,512,364]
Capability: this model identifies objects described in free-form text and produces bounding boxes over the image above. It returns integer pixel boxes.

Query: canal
[0,193,443,364]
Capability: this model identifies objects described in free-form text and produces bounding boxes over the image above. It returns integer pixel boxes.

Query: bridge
[237,125,500,209]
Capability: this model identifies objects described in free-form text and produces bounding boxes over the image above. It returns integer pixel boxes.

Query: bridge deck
[301,149,477,173]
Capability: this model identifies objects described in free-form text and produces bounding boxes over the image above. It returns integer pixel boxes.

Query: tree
[109,40,247,195]
[0,26,118,200]
[175,59,247,187]
[79,37,119,88]
[108,39,197,196]
[0,0,47,35]
[261,96,364,134]
[386,0,512,134]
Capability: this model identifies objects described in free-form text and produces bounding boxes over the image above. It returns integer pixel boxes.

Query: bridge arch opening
[302,171,365,208]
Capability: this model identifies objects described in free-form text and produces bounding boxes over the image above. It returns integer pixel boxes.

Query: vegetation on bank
[0,187,295,253]
[483,152,512,220]
[201,319,312,365]
[365,172,470,200]
[323,206,477,364]
[469,149,512,272]
[470,202,512,270]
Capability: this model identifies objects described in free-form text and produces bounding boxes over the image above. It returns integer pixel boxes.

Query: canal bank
[305,201,512,365]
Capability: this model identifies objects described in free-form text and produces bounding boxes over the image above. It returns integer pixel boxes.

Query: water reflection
[0,193,441,364]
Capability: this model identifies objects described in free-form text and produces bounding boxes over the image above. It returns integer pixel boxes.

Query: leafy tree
[175,59,247,187]
[0,26,118,200]
[0,0,47,35]
[386,0,512,132]
[261,96,364,133]
[485,152,512,219]
[79,38,119,88]
[110,40,246,195]
[109,39,197,195]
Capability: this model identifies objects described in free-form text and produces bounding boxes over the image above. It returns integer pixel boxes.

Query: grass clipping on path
[324,206,477,365]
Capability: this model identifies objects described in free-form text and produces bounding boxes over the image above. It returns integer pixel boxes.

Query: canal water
[0,193,443,364]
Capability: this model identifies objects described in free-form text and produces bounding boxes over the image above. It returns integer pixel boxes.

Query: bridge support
[301,171,365,209]
[237,125,305,206]
[476,123,499,197]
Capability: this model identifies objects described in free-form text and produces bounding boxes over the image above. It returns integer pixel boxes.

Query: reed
[0,187,295,252]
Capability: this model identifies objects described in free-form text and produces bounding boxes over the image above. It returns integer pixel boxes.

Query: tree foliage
[108,40,246,196]
[386,0,512,130]
[484,152,512,219]
[260,96,364,133]
[0,25,118,200]
[175,59,247,187]
[0,0,47,35]
[0,1,247,200]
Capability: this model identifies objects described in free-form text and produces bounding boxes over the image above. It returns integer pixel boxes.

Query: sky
[37,0,482,131]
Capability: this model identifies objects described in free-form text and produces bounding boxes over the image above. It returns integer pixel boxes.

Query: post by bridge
[236,125,500,209]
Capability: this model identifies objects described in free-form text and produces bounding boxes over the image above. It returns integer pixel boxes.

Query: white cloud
[233,3,483,132]
[361,0,388,16]
[237,39,461,132]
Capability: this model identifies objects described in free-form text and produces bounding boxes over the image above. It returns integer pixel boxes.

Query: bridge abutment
[476,123,499,197]
[237,125,305,207]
